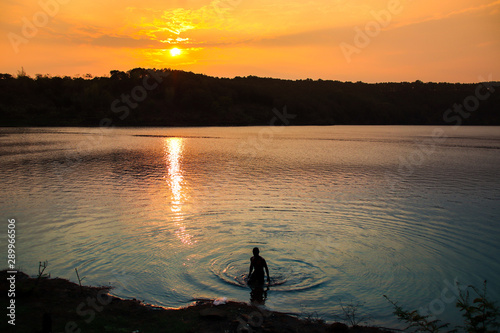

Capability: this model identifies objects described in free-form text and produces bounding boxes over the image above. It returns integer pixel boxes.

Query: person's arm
[248,258,254,278]
[264,260,270,282]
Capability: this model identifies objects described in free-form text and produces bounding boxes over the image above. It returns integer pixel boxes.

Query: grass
[384,281,499,333]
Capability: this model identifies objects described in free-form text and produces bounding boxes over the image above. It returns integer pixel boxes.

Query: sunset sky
[1,0,499,82]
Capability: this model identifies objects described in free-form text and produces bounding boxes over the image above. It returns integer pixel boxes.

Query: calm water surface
[1,126,499,328]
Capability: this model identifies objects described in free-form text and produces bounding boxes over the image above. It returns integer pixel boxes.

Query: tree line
[1,68,499,127]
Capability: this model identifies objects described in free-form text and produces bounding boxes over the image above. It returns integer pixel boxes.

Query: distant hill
[1,69,499,126]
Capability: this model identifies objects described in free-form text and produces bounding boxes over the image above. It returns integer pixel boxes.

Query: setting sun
[170,48,182,57]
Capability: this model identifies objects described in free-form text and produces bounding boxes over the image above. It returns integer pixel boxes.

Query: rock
[329,322,349,333]
[199,307,228,319]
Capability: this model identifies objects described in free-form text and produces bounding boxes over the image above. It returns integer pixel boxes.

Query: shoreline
[0,270,398,332]
[2,124,499,128]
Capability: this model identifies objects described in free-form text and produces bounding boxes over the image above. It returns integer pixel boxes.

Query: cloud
[90,35,166,48]
[134,1,241,39]
[248,27,348,48]
[389,0,500,30]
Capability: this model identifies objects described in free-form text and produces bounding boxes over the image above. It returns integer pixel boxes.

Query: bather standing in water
[248,247,270,285]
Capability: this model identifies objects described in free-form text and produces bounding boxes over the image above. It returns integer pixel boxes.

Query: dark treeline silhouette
[1,68,499,126]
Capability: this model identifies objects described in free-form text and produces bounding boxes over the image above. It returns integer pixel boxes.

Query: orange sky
[1,0,499,82]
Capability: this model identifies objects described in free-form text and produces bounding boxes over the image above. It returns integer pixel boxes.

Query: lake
[1,126,499,328]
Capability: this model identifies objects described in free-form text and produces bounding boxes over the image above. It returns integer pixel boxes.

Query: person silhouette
[248,247,270,286]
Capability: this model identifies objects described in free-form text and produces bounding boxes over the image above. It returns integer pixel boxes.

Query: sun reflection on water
[164,138,194,245]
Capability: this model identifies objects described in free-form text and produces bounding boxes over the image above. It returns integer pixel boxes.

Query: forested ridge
[1,68,499,127]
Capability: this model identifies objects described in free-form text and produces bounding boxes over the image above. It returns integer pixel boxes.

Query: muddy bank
[0,270,398,332]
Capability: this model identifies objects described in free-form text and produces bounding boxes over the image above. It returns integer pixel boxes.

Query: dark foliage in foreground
[385,281,499,333]
[1,69,499,127]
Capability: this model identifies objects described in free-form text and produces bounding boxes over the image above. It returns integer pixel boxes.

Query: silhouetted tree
[0,68,499,127]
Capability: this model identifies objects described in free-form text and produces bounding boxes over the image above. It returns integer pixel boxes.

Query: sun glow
[170,47,182,57]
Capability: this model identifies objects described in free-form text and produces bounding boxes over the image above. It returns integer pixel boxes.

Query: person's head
[253,247,260,256]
